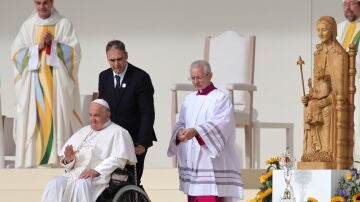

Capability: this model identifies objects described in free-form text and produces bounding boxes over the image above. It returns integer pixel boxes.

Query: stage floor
[0,168,263,201]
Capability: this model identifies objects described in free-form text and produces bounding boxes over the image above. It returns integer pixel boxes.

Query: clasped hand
[135,144,146,155]
[176,128,198,142]
[38,31,53,51]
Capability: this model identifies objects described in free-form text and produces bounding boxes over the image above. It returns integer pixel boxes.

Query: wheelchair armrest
[110,164,136,185]
[111,168,134,178]
[111,165,134,177]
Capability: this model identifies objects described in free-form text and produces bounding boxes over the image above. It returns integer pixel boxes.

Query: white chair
[0,87,4,168]
[0,115,4,168]
[204,30,256,168]
[171,30,294,168]
[80,94,94,125]
[0,83,15,168]
[0,116,16,168]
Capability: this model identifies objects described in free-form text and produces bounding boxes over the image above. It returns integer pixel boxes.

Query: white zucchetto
[91,99,110,110]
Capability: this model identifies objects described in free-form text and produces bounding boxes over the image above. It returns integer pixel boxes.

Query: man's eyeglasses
[188,74,209,81]
[343,1,359,8]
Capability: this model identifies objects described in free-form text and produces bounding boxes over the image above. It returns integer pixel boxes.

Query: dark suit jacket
[98,63,157,148]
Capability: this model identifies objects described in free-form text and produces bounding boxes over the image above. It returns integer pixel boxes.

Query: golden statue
[298,16,356,169]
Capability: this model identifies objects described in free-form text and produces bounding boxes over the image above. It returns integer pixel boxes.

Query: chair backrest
[204,30,256,113]
[80,94,93,125]
[3,117,15,157]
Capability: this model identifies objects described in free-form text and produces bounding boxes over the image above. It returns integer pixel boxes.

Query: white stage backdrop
[0,0,346,168]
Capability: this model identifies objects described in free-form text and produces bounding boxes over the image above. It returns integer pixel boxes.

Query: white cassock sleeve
[60,158,76,172]
[28,45,40,71]
[167,103,187,157]
[195,94,236,158]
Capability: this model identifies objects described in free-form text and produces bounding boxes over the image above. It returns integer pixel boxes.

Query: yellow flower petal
[262,188,272,198]
[259,170,273,183]
[265,156,280,165]
[352,192,360,202]
[259,175,266,183]
[346,171,352,180]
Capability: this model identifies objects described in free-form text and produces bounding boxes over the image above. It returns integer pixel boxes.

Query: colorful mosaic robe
[11,8,82,168]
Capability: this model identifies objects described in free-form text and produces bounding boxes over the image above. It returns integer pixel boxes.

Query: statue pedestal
[297,162,335,169]
[272,169,346,202]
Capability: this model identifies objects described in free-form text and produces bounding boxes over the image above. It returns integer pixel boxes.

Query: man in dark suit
[98,40,156,185]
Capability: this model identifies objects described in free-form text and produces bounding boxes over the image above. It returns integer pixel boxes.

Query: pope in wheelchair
[41,99,148,201]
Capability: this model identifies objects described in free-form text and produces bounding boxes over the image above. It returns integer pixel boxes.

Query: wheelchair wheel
[112,185,151,202]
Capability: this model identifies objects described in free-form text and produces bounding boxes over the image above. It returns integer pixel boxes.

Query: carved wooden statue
[299,16,356,169]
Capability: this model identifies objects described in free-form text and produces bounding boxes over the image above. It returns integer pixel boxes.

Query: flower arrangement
[247,157,280,202]
[331,167,360,202]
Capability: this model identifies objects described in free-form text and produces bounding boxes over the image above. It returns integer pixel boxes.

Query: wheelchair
[96,164,151,202]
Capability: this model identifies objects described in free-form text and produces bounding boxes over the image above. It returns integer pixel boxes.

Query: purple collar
[197,83,217,96]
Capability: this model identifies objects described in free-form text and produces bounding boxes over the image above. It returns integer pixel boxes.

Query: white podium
[272,169,346,202]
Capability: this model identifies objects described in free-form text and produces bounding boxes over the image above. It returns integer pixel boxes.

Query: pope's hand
[79,169,100,179]
[64,145,76,163]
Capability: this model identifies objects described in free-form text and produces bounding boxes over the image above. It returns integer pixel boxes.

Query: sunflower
[261,188,272,198]
[266,157,280,165]
[259,170,272,183]
[250,157,280,202]
[306,197,318,202]
[331,196,345,202]
[352,192,360,202]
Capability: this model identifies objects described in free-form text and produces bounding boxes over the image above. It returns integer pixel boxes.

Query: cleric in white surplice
[11,0,83,168]
[167,60,243,202]
[41,99,137,202]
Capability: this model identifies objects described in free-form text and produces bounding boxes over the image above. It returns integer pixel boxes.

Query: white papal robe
[337,20,360,156]
[11,8,82,167]
[41,121,137,202]
[167,89,243,202]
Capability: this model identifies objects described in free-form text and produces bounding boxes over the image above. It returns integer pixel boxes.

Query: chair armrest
[226,83,257,92]
[170,83,196,91]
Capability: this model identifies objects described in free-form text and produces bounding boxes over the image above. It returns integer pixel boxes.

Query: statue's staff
[297,56,305,96]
